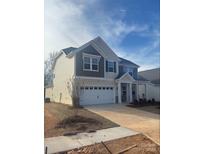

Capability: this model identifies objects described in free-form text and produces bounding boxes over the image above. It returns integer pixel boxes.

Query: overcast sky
[45,0,160,71]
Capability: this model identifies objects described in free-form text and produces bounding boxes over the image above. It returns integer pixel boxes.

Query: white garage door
[79,86,114,105]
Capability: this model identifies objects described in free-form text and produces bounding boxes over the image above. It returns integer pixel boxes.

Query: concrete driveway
[85,104,160,144]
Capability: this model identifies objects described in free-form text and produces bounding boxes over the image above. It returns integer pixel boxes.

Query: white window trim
[83,53,101,72]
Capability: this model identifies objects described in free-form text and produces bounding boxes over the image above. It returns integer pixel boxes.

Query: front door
[121,84,127,102]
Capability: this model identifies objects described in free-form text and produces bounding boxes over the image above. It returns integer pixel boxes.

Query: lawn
[45,103,119,138]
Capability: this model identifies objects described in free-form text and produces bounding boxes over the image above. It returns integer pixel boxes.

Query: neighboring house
[138,68,160,101]
[45,36,157,105]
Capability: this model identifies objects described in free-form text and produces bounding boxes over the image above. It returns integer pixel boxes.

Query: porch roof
[115,72,136,83]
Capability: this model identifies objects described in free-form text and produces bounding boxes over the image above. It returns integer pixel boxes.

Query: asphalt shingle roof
[139,68,160,84]
[62,47,77,55]
[137,75,149,81]
[119,57,139,67]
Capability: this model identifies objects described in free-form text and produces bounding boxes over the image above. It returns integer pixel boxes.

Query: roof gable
[69,37,119,61]
[92,37,119,60]
[116,72,136,82]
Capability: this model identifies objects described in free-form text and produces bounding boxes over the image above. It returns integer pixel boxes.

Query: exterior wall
[118,65,124,77]
[133,68,138,80]
[104,59,119,79]
[146,84,160,102]
[118,65,138,80]
[75,45,104,77]
[139,83,160,102]
[45,87,53,101]
[78,78,115,87]
[139,84,146,99]
[52,54,74,105]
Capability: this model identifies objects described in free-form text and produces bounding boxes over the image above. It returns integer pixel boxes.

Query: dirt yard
[45,103,119,138]
[66,134,160,154]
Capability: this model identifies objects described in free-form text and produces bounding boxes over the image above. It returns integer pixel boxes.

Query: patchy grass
[45,103,119,138]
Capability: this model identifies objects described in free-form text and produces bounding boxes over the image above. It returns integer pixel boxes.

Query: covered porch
[115,73,139,103]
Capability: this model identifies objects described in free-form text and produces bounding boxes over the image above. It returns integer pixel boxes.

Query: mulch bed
[58,134,160,154]
[55,115,102,129]
[126,104,160,114]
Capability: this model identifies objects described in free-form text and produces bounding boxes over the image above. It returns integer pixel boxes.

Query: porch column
[118,82,121,103]
[145,83,148,100]
[113,86,116,103]
[136,81,139,101]
[129,83,132,102]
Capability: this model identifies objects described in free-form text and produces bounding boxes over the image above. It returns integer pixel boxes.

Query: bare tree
[44,51,59,86]
[67,76,80,116]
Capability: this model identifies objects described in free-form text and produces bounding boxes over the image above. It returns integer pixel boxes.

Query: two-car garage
[79,86,115,105]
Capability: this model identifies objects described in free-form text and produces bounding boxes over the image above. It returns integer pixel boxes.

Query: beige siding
[139,83,160,101]
[52,54,74,105]
[45,87,53,101]
[146,84,160,102]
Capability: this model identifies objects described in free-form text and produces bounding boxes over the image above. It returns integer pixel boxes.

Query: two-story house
[46,36,151,106]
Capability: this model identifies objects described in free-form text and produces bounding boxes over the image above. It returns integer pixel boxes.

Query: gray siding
[133,68,138,80]
[118,65,138,80]
[75,45,104,77]
[118,65,124,77]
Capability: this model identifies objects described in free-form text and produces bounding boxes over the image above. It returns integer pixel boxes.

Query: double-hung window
[83,54,100,71]
[108,61,114,72]
[92,58,98,71]
[84,57,91,70]
[106,60,116,72]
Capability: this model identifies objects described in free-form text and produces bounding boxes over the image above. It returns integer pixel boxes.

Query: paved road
[85,104,160,144]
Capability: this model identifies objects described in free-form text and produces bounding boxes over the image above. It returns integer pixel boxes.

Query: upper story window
[108,61,114,72]
[84,57,90,70]
[106,60,116,73]
[83,53,100,72]
[92,58,98,71]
